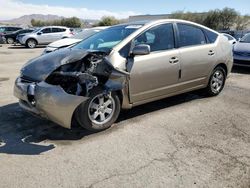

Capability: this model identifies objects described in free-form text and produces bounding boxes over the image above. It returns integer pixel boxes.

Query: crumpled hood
[21,48,89,81]
[48,38,81,48]
[233,42,250,53]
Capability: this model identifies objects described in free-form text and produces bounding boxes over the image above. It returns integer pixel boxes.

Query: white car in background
[43,27,109,54]
[223,33,237,45]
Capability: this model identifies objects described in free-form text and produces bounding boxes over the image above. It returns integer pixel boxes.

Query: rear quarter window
[203,29,218,43]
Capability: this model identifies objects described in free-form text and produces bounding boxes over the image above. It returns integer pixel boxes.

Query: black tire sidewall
[76,88,121,131]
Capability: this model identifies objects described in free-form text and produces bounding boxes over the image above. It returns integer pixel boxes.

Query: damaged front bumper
[14,77,88,128]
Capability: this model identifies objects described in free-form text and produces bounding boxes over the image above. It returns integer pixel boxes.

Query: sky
[0,0,250,20]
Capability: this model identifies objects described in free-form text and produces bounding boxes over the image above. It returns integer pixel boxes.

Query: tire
[6,38,14,44]
[204,66,226,96]
[26,39,37,48]
[76,87,121,132]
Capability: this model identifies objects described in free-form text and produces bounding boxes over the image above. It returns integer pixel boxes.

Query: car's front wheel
[6,37,14,44]
[76,88,121,132]
[26,39,37,48]
[205,66,226,96]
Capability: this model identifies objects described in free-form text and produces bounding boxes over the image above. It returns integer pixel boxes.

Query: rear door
[52,27,66,41]
[176,23,217,88]
[129,23,181,103]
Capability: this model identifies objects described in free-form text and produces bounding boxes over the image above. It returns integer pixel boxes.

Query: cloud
[0,0,139,20]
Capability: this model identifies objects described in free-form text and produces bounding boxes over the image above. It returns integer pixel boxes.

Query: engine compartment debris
[46,51,127,97]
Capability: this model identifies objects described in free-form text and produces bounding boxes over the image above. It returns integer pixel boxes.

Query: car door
[129,23,181,103]
[38,27,53,44]
[52,28,66,41]
[176,23,217,89]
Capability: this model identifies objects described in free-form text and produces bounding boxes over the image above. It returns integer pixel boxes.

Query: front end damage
[14,49,129,128]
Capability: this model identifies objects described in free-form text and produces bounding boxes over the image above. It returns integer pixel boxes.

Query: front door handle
[169,57,179,64]
[208,50,215,56]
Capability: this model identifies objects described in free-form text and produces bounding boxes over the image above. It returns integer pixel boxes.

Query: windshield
[31,29,40,33]
[72,24,143,52]
[240,33,250,43]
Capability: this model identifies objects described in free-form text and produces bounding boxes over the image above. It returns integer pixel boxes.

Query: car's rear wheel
[205,66,226,96]
[6,38,14,44]
[26,39,37,48]
[76,88,121,132]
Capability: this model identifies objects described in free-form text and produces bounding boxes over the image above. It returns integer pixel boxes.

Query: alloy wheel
[210,69,224,94]
[7,38,14,44]
[27,40,36,48]
[88,94,115,125]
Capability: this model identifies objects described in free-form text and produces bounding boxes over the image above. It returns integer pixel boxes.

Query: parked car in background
[219,30,250,41]
[18,26,74,48]
[0,26,23,43]
[43,27,108,54]
[3,28,34,44]
[233,33,250,67]
[0,26,23,35]
[14,20,233,132]
[223,33,236,45]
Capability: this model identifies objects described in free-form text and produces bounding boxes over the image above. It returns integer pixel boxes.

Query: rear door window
[177,23,207,47]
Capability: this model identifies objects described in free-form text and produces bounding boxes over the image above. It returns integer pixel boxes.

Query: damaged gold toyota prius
[14,19,233,131]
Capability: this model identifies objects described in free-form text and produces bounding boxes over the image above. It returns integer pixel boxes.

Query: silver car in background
[43,27,109,54]
[18,26,73,48]
[14,19,233,132]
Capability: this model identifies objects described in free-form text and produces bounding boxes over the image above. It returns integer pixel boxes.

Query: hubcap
[28,40,36,48]
[211,70,224,93]
[7,38,14,44]
[88,94,115,125]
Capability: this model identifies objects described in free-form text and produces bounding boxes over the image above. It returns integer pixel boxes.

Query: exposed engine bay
[45,51,128,97]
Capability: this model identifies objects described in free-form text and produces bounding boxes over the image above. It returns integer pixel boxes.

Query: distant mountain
[0,14,100,27]
[0,14,64,26]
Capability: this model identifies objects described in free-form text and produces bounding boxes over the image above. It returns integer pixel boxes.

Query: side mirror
[131,44,150,56]
[37,32,42,35]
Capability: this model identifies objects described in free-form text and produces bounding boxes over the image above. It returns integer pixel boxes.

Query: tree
[169,11,206,24]
[31,17,82,28]
[235,15,250,30]
[61,17,82,27]
[170,7,247,31]
[219,8,238,30]
[203,10,221,30]
[95,16,120,26]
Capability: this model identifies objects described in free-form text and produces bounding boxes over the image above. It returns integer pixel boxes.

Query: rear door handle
[169,57,179,64]
[208,50,215,56]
